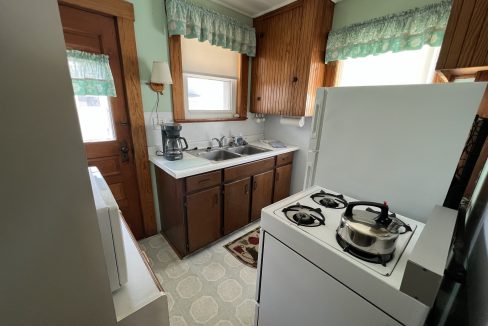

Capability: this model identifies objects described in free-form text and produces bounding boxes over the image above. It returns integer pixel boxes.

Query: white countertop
[150,141,299,179]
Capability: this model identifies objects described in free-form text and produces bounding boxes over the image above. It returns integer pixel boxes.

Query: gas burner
[282,203,325,227]
[336,234,394,266]
[310,190,348,209]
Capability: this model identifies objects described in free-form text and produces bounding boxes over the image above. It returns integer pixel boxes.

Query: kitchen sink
[226,145,271,155]
[193,149,241,161]
[187,145,271,162]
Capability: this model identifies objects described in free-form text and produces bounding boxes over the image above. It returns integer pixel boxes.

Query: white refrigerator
[304,83,487,222]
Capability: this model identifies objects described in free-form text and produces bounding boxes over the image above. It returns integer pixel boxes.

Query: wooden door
[187,187,221,252]
[224,178,251,235]
[251,5,303,115]
[251,170,274,221]
[59,5,144,239]
[273,164,293,202]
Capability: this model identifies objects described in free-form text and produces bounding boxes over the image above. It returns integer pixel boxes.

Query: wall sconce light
[147,61,173,94]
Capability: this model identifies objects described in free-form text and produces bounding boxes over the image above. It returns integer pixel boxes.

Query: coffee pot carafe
[161,123,188,161]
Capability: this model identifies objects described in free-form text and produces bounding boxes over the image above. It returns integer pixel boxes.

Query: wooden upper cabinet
[251,0,334,117]
[436,0,488,77]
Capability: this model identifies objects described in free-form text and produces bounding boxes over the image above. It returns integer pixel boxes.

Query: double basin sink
[187,145,271,162]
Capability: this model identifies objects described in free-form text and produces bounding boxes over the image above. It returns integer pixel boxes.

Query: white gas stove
[256,186,429,326]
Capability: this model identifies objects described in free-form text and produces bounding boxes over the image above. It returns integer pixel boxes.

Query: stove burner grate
[282,203,325,227]
[311,191,348,209]
[336,234,394,266]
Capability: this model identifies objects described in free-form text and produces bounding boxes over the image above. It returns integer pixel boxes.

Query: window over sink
[168,35,248,122]
[183,73,237,118]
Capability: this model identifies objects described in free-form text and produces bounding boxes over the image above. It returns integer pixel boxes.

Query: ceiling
[210,0,341,18]
[209,0,297,18]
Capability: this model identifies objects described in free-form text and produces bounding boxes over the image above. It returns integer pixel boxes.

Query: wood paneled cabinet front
[155,153,294,257]
[251,0,334,116]
[274,163,293,202]
[223,178,251,235]
[186,187,221,252]
[251,170,274,221]
[436,0,488,78]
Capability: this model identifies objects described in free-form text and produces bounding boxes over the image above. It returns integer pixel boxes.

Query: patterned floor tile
[139,222,259,326]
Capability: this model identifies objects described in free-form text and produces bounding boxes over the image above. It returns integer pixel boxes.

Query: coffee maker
[161,123,188,161]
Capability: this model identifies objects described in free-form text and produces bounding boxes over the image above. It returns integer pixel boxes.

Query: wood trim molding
[169,35,185,121]
[236,55,249,119]
[58,0,134,21]
[61,0,157,237]
[324,61,341,88]
[169,35,249,122]
[117,17,157,236]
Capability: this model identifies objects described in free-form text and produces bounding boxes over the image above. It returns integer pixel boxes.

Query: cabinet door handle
[253,181,257,191]
[276,172,280,182]
[214,193,218,205]
[292,76,298,83]
[244,184,249,194]
[198,178,210,184]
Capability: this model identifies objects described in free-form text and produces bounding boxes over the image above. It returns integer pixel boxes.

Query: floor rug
[224,227,260,268]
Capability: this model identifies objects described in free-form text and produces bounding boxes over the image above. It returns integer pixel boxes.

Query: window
[74,95,116,142]
[183,73,236,117]
[337,46,441,87]
[171,36,246,121]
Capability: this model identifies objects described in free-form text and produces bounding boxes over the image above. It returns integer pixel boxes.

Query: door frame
[59,0,157,237]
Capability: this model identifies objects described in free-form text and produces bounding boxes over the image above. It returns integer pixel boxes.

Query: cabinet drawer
[186,170,221,193]
[224,158,275,182]
[276,152,294,167]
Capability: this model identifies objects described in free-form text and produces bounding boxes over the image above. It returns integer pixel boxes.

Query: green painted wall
[332,0,444,30]
[128,0,252,113]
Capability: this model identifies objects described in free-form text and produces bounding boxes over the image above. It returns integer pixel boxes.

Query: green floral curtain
[165,0,256,57]
[66,50,116,97]
[325,0,452,62]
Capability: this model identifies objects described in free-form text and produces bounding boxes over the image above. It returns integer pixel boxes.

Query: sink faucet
[211,136,226,148]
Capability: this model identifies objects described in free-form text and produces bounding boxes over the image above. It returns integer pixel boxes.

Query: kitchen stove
[275,186,418,276]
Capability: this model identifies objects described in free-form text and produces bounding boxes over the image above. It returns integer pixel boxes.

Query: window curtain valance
[66,50,116,97]
[165,0,256,57]
[325,0,452,62]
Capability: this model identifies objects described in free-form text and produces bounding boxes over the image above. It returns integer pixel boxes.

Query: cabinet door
[273,164,292,202]
[224,178,251,235]
[436,0,488,73]
[251,170,274,221]
[186,186,221,253]
[251,5,303,115]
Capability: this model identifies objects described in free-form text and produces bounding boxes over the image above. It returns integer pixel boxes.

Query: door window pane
[74,95,116,142]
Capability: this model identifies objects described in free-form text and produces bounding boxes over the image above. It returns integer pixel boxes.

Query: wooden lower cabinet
[251,170,274,221]
[223,178,251,235]
[273,164,293,202]
[156,154,294,257]
[186,186,221,253]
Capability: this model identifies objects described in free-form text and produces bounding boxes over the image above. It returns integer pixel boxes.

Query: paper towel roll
[280,116,305,127]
